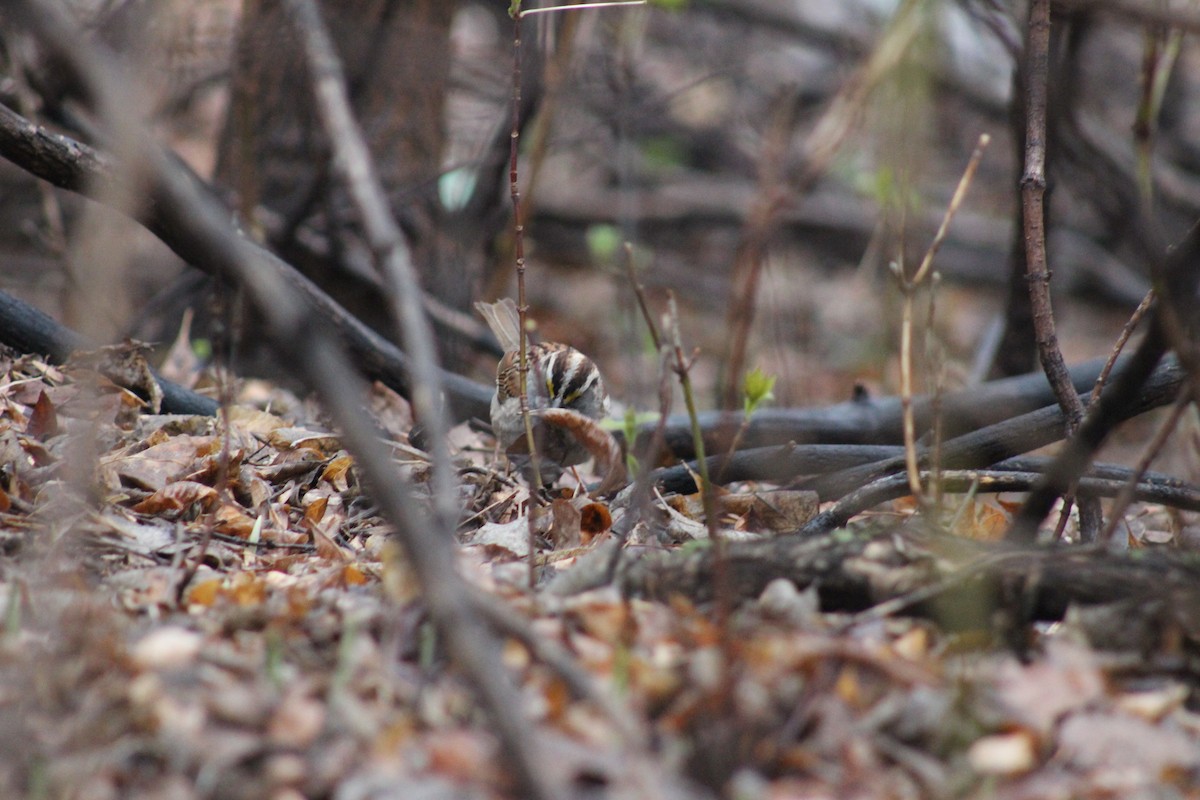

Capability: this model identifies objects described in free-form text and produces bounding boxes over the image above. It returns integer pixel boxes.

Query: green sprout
[742,366,777,416]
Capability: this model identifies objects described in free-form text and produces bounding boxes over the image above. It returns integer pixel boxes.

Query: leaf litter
[0,347,1198,799]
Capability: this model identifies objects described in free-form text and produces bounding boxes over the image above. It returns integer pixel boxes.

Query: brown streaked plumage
[475,299,610,485]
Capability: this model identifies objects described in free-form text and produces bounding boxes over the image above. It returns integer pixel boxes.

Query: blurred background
[1,0,1193,418]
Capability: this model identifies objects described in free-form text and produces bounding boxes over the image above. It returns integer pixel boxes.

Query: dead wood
[656,353,1152,458]
[1008,217,1200,541]
[4,5,550,800]
[802,355,1182,506]
[609,518,1200,652]
[654,439,1196,509]
[0,287,219,416]
[0,101,494,423]
[3,97,1166,465]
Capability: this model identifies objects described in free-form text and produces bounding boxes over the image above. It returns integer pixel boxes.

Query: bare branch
[4,6,557,800]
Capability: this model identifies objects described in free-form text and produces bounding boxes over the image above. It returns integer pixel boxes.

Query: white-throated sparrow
[476,298,610,485]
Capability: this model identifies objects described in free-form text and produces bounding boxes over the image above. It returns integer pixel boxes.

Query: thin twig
[897,134,989,502]
[606,345,674,584]
[665,292,734,708]
[624,242,662,351]
[1132,23,1184,206]
[518,0,646,16]
[8,4,558,799]
[507,7,546,587]
[807,467,1200,539]
[1098,386,1194,545]
[1089,289,1155,406]
[1019,0,1101,541]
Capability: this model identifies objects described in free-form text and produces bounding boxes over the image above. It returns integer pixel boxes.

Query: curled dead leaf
[580,502,612,543]
[132,480,218,514]
[320,455,354,491]
[114,435,213,491]
[539,407,627,493]
[307,509,351,562]
[268,427,340,455]
[72,340,163,414]
[213,504,257,538]
[719,490,818,535]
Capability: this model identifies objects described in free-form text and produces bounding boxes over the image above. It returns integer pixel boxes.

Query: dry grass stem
[898,133,990,503]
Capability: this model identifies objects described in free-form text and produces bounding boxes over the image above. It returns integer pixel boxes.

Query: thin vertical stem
[509,8,545,588]
[1019,0,1101,540]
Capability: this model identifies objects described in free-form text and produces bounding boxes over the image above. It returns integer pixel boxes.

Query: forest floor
[1,284,1199,800]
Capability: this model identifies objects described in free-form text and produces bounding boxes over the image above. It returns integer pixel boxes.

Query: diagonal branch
[281,0,456,528]
[4,5,557,799]
[0,103,494,422]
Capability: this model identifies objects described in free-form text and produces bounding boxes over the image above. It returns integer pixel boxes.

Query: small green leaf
[509,0,521,18]
[742,367,777,415]
[192,338,213,361]
[586,223,622,264]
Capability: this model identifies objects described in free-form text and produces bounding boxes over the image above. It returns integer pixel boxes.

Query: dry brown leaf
[564,589,630,644]
[268,427,340,455]
[26,390,58,438]
[321,455,354,491]
[719,490,818,534]
[539,407,627,493]
[240,468,273,509]
[473,512,551,558]
[305,495,330,525]
[1115,683,1188,721]
[267,686,326,749]
[993,640,1105,736]
[307,504,351,561]
[213,503,258,538]
[110,566,188,610]
[227,571,267,606]
[186,577,223,607]
[84,341,163,414]
[112,435,212,491]
[341,563,369,586]
[1056,710,1200,776]
[548,498,582,549]
[579,502,612,543]
[426,730,500,785]
[367,380,413,439]
[953,496,1011,541]
[227,405,288,438]
[132,480,218,514]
